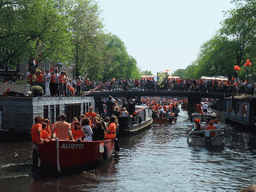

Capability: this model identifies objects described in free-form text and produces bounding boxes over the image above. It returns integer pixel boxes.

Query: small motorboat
[187,129,225,147]
[117,105,153,136]
[34,138,117,171]
[191,112,217,122]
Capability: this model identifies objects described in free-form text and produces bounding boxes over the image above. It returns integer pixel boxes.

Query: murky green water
[1,108,256,191]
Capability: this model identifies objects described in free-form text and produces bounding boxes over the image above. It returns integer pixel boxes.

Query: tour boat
[191,112,217,122]
[117,105,153,136]
[187,129,225,147]
[34,138,116,171]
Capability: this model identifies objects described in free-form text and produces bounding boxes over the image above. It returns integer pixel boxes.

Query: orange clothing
[37,74,44,82]
[31,123,42,143]
[54,121,71,140]
[72,128,84,140]
[85,112,96,120]
[51,123,57,135]
[41,130,49,140]
[104,122,116,140]
[205,125,217,137]
[50,75,56,83]
[46,125,51,136]
[195,104,202,112]
[59,74,64,83]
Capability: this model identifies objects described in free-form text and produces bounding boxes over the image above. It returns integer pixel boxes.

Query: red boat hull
[37,139,115,169]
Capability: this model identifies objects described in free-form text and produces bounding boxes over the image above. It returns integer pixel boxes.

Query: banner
[157,72,168,88]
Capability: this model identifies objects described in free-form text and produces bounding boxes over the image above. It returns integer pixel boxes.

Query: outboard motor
[204,130,211,147]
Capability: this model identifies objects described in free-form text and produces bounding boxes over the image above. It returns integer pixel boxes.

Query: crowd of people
[26,68,96,96]
[25,66,256,97]
[31,96,139,144]
[101,77,256,96]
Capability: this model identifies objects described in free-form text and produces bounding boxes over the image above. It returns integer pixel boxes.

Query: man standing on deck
[85,106,97,122]
[31,116,43,143]
[106,96,115,117]
[51,114,74,140]
[97,97,105,117]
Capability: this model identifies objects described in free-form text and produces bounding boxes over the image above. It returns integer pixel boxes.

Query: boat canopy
[141,75,155,79]
[201,76,228,81]
[168,76,180,79]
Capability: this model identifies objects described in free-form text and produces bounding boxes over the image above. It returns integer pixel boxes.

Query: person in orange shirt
[205,121,217,137]
[104,116,116,140]
[50,72,56,96]
[85,106,96,123]
[59,72,65,96]
[51,115,61,137]
[41,123,51,141]
[37,71,44,89]
[72,122,84,140]
[71,117,79,130]
[44,118,51,136]
[51,114,74,140]
[31,116,43,143]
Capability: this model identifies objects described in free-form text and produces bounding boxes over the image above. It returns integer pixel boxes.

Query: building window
[44,106,48,119]
[56,105,60,121]
[0,106,3,130]
[50,105,54,123]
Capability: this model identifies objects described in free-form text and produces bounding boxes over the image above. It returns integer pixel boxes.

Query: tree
[0,0,72,69]
[141,70,153,75]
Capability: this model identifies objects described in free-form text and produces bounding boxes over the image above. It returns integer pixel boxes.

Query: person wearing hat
[190,118,201,132]
[213,119,220,129]
[205,120,217,137]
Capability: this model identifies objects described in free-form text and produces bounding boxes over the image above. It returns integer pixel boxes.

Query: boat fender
[99,143,104,153]
[114,138,120,152]
[103,145,108,160]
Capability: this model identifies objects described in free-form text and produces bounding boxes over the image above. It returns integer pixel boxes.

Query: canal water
[1,108,256,191]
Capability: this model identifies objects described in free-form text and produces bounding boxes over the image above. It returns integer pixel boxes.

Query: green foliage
[31,85,44,96]
[0,0,141,80]
[141,70,153,75]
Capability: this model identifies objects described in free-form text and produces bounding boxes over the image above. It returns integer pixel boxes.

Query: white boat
[191,112,217,122]
[187,129,225,147]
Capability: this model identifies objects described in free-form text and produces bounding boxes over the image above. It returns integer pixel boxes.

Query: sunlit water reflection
[1,108,256,191]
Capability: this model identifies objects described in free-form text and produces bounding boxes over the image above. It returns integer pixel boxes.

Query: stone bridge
[89,90,231,116]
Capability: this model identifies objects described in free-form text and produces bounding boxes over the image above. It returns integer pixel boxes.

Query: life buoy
[103,145,108,160]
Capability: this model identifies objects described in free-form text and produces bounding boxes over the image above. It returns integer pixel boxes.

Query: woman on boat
[72,122,84,140]
[92,118,105,141]
[104,116,117,140]
[81,117,93,141]
[41,123,51,141]
[71,117,79,130]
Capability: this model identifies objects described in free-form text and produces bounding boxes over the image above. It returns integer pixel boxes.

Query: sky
[97,0,236,76]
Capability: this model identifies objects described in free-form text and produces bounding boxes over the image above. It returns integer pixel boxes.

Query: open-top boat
[187,129,225,147]
[117,105,153,136]
[191,112,217,122]
[34,138,116,172]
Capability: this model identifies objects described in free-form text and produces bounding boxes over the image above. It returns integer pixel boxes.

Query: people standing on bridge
[51,114,74,140]
[43,69,51,96]
[106,96,115,117]
[54,68,59,96]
